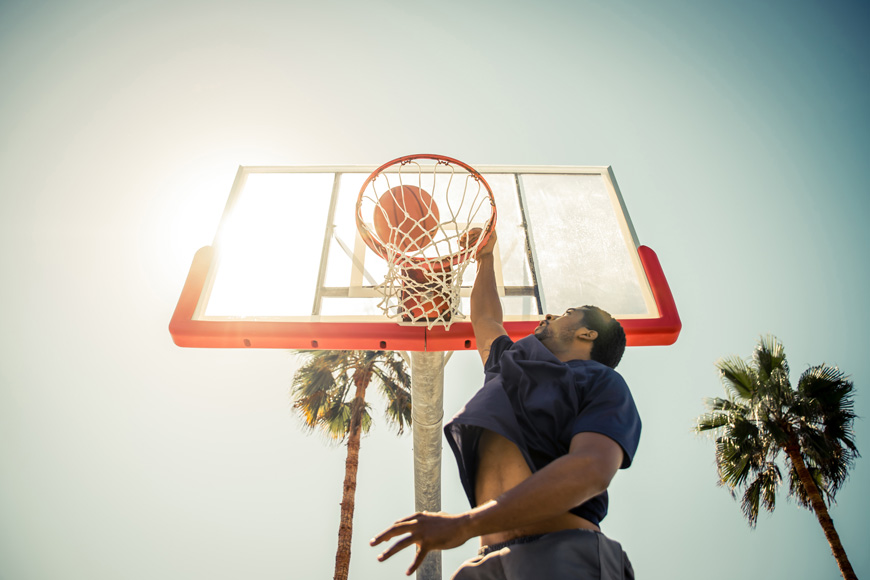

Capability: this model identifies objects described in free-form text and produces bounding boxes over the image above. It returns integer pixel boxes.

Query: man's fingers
[376,534,417,562]
[370,518,418,546]
[406,546,429,576]
[459,227,482,248]
[474,228,496,258]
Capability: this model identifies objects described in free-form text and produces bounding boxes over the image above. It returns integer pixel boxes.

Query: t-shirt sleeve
[483,334,514,373]
[568,371,641,469]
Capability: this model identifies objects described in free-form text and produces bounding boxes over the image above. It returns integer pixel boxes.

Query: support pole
[410,351,445,580]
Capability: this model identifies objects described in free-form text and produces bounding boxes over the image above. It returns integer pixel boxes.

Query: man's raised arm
[467,229,506,363]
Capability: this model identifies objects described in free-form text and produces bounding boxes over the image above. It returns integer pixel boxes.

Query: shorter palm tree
[291,350,412,580]
[696,335,859,580]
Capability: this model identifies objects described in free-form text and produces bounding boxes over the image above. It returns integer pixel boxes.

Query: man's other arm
[371,432,624,575]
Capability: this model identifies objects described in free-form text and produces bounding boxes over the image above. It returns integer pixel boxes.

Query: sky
[1,0,868,579]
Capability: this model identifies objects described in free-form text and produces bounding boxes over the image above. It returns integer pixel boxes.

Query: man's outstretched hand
[371,511,474,576]
[459,227,497,259]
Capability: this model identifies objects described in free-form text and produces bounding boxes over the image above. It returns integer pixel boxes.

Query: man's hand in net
[459,227,497,259]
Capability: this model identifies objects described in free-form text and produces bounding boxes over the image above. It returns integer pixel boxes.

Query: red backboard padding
[169,245,680,351]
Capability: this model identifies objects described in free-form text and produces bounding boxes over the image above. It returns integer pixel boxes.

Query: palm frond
[741,475,762,526]
[715,356,755,399]
[323,402,352,441]
[696,411,729,433]
[761,463,780,511]
[707,396,748,413]
[379,378,413,433]
[717,438,753,488]
[715,413,766,489]
[381,352,412,388]
[740,462,781,527]
[372,358,413,435]
[760,415,790,448]
[793,364,860,496]
[760,366,793,408]
[290,351,354,439]
[798,424,835,464]
[797,366,858,445]
[293,390,330,429]
[754,335,789,381]
[292,368,335,399]
[696,397,750,434]
[360,406,373,435]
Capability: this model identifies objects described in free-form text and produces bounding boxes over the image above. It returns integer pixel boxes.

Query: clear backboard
[169,162,680,351]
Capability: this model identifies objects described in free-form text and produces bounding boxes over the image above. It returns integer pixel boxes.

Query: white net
[357,156,496,330]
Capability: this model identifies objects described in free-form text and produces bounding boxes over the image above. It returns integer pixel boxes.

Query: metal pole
[410,351,445,580]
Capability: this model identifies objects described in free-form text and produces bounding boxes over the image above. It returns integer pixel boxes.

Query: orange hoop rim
[356,153,497,270]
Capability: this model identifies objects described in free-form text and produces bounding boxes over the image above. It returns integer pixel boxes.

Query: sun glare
[204,173,335,318]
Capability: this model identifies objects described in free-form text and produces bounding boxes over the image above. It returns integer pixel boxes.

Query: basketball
[401,267,452,322]
[373,185,440,252]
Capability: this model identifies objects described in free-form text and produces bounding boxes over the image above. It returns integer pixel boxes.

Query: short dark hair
[578,305,626,368]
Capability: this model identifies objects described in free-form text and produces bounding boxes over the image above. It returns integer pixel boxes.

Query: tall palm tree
[696,335,859,580]
[291,350,412,580]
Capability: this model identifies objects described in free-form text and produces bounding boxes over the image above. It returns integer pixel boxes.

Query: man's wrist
[461,501,497,539]
[449,510,482,543]
[476,253,495,267]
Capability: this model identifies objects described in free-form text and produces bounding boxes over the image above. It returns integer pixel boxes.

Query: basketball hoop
[356,154,497,329]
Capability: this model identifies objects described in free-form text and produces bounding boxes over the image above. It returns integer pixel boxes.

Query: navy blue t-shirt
[444,334,641,527]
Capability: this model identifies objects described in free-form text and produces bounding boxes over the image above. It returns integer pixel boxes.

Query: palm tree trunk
[333,371,370,580]
[784,439,857,580]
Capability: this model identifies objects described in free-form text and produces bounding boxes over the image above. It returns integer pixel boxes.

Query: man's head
[576,305,626,368]
[533,305,626,368]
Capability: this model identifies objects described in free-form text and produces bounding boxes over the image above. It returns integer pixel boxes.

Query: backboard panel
[170,163,680,351]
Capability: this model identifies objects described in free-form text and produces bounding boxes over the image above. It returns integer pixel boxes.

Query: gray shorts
[450,529,635,580]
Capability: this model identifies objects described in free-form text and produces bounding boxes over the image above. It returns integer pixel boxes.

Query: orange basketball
[373,185,440,252]
[401,267,452,321]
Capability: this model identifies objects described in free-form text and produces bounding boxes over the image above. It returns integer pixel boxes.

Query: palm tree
[696,335,859,580]
[291,350,412,580]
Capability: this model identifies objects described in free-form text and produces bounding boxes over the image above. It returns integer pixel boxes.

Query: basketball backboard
[169,162,680,351]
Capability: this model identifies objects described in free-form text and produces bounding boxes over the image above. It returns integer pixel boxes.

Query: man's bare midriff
[475,428,599,546]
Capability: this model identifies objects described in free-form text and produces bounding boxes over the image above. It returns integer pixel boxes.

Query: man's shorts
[450,529,634,580]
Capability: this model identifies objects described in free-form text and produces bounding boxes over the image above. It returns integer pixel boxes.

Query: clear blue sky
[1,0,867,578]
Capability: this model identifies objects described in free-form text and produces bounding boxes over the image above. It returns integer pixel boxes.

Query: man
[371,229,640,579]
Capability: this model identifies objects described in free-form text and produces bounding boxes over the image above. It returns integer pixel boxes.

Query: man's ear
[575,327,598,342]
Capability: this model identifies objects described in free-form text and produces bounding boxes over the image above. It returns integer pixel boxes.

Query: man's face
[534,308,587,346]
